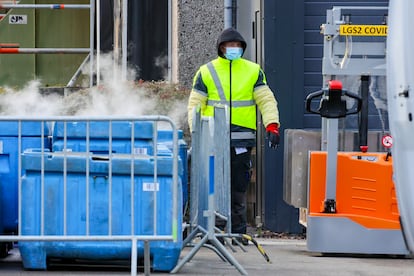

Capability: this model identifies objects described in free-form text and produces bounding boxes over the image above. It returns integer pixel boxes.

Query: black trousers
[230,147,252,234]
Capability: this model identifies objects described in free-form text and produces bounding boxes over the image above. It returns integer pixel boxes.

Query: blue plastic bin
[0,121,49,233]
[19,151,182,271]
[52,122,188,213]
[52,121,156,155]
[52,121,154,139]
[157,130,188,212]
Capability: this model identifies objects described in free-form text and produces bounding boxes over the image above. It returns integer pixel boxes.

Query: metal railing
[188,105,231,233]
[172,106,248,275]
[0,115,180,276]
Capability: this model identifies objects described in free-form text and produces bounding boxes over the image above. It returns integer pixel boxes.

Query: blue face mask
[224,47,243,60]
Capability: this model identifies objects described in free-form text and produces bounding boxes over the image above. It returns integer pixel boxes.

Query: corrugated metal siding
[263,0,389,234]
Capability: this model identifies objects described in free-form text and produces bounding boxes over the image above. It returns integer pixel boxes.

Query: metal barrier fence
[0,115,180,276]
[189,105,231,233]
[172,106,248,275]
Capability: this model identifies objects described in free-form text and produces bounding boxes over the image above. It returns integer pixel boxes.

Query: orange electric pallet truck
[305,80,408,255]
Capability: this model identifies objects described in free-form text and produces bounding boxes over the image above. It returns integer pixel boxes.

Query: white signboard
[142,182,159,192]
[9,15,27,24]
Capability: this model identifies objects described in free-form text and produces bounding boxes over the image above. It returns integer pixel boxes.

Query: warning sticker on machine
[339,25,388,36]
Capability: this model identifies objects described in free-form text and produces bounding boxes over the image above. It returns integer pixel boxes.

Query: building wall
[174,0,390,233]
[174,0,224,89]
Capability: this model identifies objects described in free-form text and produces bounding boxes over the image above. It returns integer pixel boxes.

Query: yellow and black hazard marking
[240,234,271,263]
[339,25,387,36]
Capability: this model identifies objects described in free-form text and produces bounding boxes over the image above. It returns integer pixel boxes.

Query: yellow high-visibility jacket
[187,56,280,134]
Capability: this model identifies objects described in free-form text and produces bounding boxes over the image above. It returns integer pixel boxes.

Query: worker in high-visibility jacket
[187,27,280,244]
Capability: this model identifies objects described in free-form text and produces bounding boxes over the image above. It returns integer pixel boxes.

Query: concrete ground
[1,239,414,275]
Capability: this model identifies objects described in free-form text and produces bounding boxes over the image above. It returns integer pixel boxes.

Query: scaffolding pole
[0,4,90,9]
[0,1,96,87]
[0,48,90,54]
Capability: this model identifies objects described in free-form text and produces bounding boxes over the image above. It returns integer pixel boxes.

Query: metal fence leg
[174,107,249,275]
[181,225,201,248]
[131,238,137,276]
[209,237,248,275]
[171,234,207,273]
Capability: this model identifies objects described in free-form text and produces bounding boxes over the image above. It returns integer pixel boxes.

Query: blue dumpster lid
[53,121,154,140]
[0,121,50,137]
[22,150,182,176]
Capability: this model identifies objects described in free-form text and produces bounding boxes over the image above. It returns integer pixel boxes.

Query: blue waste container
[52,122,188,213]
[157,130,188,213]
[19,150,182,271]
[0,121,50,233]
[52,121,155,155]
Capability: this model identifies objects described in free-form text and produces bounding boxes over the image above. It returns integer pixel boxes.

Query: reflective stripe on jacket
[199,56,259,130]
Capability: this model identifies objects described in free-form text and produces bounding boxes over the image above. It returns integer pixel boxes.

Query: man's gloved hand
[266,123,280,149]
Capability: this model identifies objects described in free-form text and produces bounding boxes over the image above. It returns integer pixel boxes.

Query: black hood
[216,28,247,58]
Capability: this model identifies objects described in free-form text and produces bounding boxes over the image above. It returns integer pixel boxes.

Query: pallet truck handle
[305,90,324,115]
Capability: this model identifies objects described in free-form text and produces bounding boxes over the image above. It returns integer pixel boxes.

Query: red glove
[266,123,280,149]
